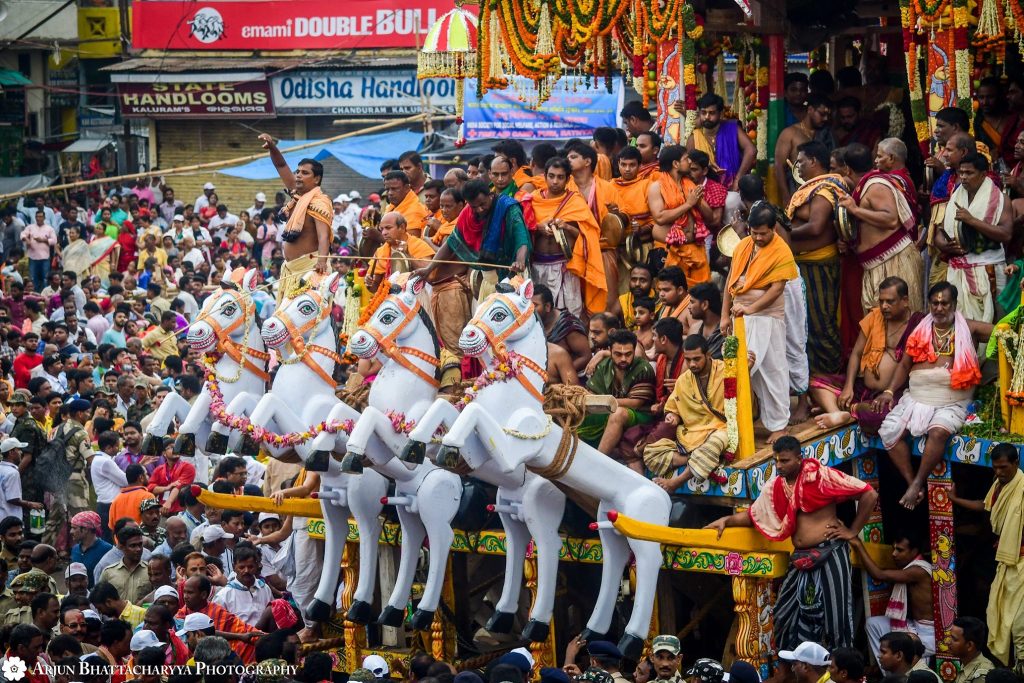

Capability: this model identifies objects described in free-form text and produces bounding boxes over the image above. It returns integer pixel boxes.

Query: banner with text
[271,70,457,116]
[131,1,460,51]
[463,77,623,140]
[117,79,275,118]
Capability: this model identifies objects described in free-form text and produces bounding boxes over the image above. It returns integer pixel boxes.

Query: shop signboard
[271,70,456,116]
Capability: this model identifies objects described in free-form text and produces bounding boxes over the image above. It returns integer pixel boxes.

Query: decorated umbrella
[418,2,479,147]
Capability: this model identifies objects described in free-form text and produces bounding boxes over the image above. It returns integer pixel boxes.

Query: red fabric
[177,602,258,663]
[454,204,487,251]
[702,179,729,210]
[749,459,872,541]
[117,223,138,273]
[148,460,197,514]
[13,352,41,389]
[167,633,190,665]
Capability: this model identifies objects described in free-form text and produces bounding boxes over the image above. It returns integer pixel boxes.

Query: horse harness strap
[362,295,440,388]
[279,291,339,388]
[470,294,548,402]
[198,290,271,382]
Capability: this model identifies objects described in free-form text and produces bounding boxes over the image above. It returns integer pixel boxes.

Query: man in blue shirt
[69,511,112,587]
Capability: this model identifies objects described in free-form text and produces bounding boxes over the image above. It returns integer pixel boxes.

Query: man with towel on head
[876,282,992,510]
[258,134,333,304]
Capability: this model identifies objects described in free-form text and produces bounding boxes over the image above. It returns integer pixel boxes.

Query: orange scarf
[726,233,798,295]
[513,166,532,188]
[285,186,333,233]
[904,312,981,390]
[613,176,652,219]
[596,154,613,180]
[394,189,431,236]
[432,217,457,246]
[859,307,887,375]
[532,189,607,313]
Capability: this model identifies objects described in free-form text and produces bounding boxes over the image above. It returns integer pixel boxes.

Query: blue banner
[463,77,624,140]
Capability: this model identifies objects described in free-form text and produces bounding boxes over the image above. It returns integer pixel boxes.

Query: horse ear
[241,269,259,293]
[518,279,534,301]
[322,272,342,295]
[406,276,426,297]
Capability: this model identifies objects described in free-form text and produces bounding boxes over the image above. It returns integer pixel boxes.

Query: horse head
[187,268,260,354]
[461,278,538,359]
[261,272,340,351]
[349,276,437,362]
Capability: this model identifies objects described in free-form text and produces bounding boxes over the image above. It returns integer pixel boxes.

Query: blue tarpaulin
[216,130,423,181]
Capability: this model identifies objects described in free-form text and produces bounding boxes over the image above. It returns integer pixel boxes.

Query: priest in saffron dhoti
[938,153,1013,323]
[648,146,711,288]
[876,282,992,510]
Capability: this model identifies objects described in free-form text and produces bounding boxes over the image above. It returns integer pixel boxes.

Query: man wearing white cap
[64,562,89,597]
[363,654,390,681]
[247,192,268,219]
[333,194,361,245]
[0,436,36,521]
[779,642,831,683]
[200,525,234,570]
[254,513,285,582]
[194,182,216,213]
[176,612,215,654]
[130,629,163,655]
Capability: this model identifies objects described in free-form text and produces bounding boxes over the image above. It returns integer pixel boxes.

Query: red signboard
[130,1,457,51]
[117,80,275,118]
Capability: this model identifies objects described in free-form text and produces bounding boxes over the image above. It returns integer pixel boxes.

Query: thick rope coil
[527,384,589,480]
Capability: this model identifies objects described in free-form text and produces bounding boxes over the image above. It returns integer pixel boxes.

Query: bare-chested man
[811,277,924,433]
[774,93,833,207]
[258,134,332,302]
[876,282,992,509]
[546,343,580,386]
[706,436,877,650]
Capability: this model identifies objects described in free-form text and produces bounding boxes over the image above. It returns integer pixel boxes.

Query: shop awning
[0,174,52,195]
[0,70,31,87]
[63,136,115,153]
[217,130,424,180]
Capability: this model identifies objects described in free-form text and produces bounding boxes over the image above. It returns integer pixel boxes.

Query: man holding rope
[258,134,333,303]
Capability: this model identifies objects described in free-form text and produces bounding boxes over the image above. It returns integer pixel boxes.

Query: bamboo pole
[0,113,455,202]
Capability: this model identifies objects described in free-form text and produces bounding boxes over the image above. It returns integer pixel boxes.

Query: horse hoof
[437,445,461,469]
[346,600,374,624]
[205,432,229,455]
[410,609,435,631]
[239,435,260,457]
[617,633,645,661]
[400,440,426,464]
[521,619,550,643]
[305,599,333,623]
[484,610,515,634]
[141,434,163,456]
[579,628,606,643]
[339,453,363,474]
[377,606,405,627]
[174,433,196,457]
[306,450,331,473]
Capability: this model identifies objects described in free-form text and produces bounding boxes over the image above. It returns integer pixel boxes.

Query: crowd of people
[0,62,1023,683]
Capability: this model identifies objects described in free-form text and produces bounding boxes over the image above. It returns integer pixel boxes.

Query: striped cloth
[774,539,854,650]
[797,259,843,375]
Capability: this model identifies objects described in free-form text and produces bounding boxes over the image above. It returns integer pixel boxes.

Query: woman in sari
[116,220,138,273]
[61,225,92,283]
[199,192,220,226]
[87,221,120,287]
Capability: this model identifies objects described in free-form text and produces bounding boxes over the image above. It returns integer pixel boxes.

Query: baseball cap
[140,497,160,513]
[369,193,381,202]
[498,652,531,674]
[687,659,726,683]
[728,661,761,683]
[176,612,215,637]
[349,190,361,199]
[173,214,184,222]
[778,642,831,667]
[82,609,101,622]
[7,391,28,406]
[587,641,622,661]
[651,634,681,655]
[510,648,535,668]
[334,194,350,203]
[0,437,28,453]
[66,398,91,413]
[540,669,570,683]
[154,585,178,601]
[201,525,234,544]
[362,654,389,678]
[64,562,88,579]
[130,630,162,652]
[255,192,267,202]
[258,512,281,524]
[203,182,216,190]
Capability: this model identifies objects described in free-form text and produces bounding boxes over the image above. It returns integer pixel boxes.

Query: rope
[528,384,589,480]
[337,383,370,412]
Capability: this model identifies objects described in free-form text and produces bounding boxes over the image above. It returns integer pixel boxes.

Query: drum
[836,204,857,243]
[600,210,628,249]
[715,223,741,257]
[953,220,977,253]
[553,226,573,260]
[623,231,644,269]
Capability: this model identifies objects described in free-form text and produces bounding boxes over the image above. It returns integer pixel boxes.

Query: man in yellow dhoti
[950,444,1024,673]
[644,334,728,492]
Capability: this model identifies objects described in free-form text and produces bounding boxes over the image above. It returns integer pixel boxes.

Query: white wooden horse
[408,279,671,659]
[142,269,269,458]
[207,272,388,625]
[384,286,566,642]
[328,277,465,630]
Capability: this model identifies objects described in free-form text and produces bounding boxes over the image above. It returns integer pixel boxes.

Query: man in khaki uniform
[43,399,93,549]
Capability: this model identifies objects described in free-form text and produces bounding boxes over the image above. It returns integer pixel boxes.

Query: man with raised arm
[258,134,333,302]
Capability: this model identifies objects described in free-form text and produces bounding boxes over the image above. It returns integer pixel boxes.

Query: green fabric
[989,305,1024,359]
[446,202,532,274]
[586,357,655,398]
[999,259,1024,315]
[499,182,518,197]
[105,224,119,240]
[578,410,654,445]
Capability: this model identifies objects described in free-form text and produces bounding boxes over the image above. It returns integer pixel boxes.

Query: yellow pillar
[734,317,756,459]
[526,556,557,677]
[732,577,771,674]
[341,541,367,671]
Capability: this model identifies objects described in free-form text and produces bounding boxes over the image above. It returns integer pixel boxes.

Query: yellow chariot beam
[196,487,324,518]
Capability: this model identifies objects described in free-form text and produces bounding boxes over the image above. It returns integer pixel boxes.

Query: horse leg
[378,506,425,626]
[310,403,355,472]
[175,391,213,456]
[586,503,631,642]
[306,486,350,624]
[344,407,399,472]
[222,393,265,455]
[405,399,459,464]
[206,392,257,454]
[441,403,522,473]
[409,470,460,630]
[520,477,566,642]
[142,394,190,454]
[486,500,528,635]
[619,537,664,660]
[345,469,387,623]
[248,396,317,466]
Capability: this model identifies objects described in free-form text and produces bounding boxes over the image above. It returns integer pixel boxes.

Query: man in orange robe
[524,157,606,316]
[647,146,711,287]
[566,141,622,311]
[385,170,430,237]
[365,211,435,293]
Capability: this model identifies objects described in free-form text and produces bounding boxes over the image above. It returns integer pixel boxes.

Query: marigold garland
[455,351,529,411]
[722,336,740,467]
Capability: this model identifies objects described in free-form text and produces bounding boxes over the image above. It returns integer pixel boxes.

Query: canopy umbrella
[418,3,478,148]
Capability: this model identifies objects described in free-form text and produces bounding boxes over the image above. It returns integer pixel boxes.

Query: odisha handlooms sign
[116,80,275,118]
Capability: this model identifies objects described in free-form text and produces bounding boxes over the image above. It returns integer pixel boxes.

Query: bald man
[444,168,469,190]
[364,211,435,293]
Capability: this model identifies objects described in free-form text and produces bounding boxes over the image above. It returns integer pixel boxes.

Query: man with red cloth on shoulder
[706,436,878,651]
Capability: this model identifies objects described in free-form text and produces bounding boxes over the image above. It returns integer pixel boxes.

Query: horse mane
[416,307,442,381]
[495,282,516,294]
